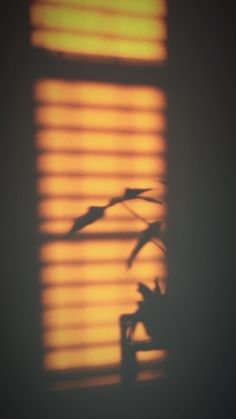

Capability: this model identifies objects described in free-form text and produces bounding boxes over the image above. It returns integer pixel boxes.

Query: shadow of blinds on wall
[30,0,167,63]
[31,0,168,390]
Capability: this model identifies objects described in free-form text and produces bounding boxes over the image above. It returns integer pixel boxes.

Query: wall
[2,1,235,418]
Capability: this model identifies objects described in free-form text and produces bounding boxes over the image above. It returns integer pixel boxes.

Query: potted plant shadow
[66,185,170,383]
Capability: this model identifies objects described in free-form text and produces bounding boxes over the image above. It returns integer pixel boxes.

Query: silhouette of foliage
[108,187,162,206]
[126,221,163,269]
[66,185,166,268]
[137,281,155,300]
[66,206,106,237]
[135,278,167,343]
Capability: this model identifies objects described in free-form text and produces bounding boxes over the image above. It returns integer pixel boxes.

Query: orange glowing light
[40,240,162,264]
[44,321,162,349]
[137,349,167,363]
[34,77,168,383]
[37,152,166,176]
[35,80,166,109]
[38,215,167,235]
[42,304,137,329]
[38,175,164,197]
[41,261,166,284]
[44,325,119,348]
[42,284,137,306]
[35,0,167,18]
[51,374,122,390]
[31,3,166,41]
[44,346,120,370]
[35,105,166,132]
[36,130,167,154]
[30,1,167,63]
[32,29,167,62]
[37,196,166,220]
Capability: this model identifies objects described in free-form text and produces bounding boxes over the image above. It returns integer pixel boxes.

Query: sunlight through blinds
[30,0,167,63]
[34,79,168,386]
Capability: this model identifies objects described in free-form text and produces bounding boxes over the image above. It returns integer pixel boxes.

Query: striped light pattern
[35,79,167,386]
[30,0,167,63]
